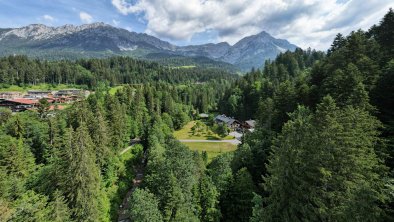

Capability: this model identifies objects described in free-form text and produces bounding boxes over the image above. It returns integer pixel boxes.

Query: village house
[54,89,90,103]
[214,114,241,130]
[244,120,256,132]
[25,90,53,99]
[0,91,23,99]
[55,89,89,97]
[0,98,38,112]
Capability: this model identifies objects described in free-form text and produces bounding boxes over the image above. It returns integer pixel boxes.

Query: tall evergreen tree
[222,168,256,222]
[48,190,72,222]
[261,97,388,221]
[61,125,101,221]
[128,188,163,222]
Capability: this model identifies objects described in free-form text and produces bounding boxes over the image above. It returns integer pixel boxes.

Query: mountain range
[0,22,298,72]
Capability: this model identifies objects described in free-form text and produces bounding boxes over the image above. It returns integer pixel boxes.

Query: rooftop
[199,113,209,118]
[215,114,238,125]
[245,120,256,128]
[7,98,38,105]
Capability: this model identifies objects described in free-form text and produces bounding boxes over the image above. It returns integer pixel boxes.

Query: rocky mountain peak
[0,24,298,72]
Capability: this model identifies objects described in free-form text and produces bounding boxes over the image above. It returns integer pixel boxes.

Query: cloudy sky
[0,0,392,50]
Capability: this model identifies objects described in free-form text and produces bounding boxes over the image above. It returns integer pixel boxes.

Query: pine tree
[262,97,388,221]
[198,175,220,222]
[250,194,264,222]
[128,188,162,222]
[222,168,256,222]
[328,33,347,55]
[10,190,51,222]
[0,135,35,179]
[90,108,111,169]
[370,8,394,63]
[48,190,72,222]
[0,107,12,126]
[207,153,233,194]
[61,124,101,221]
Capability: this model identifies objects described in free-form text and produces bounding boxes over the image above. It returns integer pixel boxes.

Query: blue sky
[0,0,393,50]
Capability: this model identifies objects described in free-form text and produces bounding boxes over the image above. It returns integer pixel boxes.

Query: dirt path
[117,139,144,222]
[117,160,145,222]
[119,139,141,155]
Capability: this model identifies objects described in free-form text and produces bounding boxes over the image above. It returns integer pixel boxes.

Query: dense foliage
[0,56,237,88]
[0,8,393,222]
[0,76,233,221]
[219,8,394,221]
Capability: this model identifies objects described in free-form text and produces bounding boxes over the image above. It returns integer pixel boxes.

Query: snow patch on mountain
[118,45,138,51]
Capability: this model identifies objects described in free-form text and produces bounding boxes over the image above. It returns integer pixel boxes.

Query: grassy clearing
[174,121,234,140]
[170,65,197,69]
[109,85,124,95]
[0,84,81,92]
[183,142,237,162]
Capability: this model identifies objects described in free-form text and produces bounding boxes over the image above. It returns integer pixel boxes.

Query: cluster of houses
[196,113,256,140]
[213,114,256,132]
[213,114,256,140]
[0,89,90,112]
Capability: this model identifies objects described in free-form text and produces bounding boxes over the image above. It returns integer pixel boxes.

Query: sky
[0,0,393,50]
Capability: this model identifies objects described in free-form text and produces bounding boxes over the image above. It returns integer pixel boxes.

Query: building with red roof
[0,98,38,112]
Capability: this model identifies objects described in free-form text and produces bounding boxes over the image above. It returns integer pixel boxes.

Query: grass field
[170,65,197,69]
[173,121,234,140]
[109,85,124,95]
[183,142,237,162]
[0,84,81,92]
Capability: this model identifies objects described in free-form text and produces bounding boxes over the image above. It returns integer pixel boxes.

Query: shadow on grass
[206,135,221,140]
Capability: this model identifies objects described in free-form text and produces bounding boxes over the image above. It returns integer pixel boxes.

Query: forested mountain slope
[219,8,394,221]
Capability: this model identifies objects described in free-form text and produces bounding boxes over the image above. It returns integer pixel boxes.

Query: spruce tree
[198,175,220,222]
[61,124,101,221]
[48,190,72,222]
[128,188,162,222]
[261,97,388,221]
[222,168,256,222]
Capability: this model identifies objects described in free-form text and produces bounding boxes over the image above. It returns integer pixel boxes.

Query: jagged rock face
[219,31,297,70]
[176,42,231,59]
[0,23,175,52]
[0,23,297,71]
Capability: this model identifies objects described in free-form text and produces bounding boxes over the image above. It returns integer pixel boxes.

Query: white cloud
[112,19,120,26]
[112,0,394,50]
[42,15,54,22]
[79,11,93,23]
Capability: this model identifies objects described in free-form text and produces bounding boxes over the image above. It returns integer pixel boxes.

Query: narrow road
[119,146,133,155]
[179,139,241,145]
[119,139,141,155]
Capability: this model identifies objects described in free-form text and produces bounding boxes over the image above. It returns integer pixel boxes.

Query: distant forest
[0,8,393,222]
[0,56,238,88]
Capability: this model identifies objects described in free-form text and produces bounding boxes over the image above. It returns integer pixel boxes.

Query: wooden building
[214,114,241,130]
[26,90,53,98]
[0,92,23,99]
[243,120,256,132]
[0,98,38,112]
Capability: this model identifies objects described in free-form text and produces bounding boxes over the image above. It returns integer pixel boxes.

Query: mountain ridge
[0,23,298,71]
